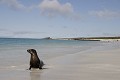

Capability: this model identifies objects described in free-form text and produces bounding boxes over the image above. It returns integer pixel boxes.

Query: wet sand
[40,42,120,80]
[1,42,120,80]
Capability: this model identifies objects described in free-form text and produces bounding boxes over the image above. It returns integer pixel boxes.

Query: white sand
[39,42,120,80]
[1,42,120,80]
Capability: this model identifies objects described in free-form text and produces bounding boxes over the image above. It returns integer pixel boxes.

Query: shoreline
[52,37,120,42]
[1,37,120,42]
[40,41,120,80]
[0,41,120,80]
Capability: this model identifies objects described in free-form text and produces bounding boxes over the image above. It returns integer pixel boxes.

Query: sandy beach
[0,41,120,80]
[38,42,120,80]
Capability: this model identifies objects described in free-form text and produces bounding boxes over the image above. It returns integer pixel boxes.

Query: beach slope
[40,42,120,80]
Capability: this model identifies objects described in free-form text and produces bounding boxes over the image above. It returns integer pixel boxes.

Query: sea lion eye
[32,49,36,53]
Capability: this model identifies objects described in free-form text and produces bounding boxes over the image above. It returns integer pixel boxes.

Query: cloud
[13,31,46,35]
[89,9,120,19]
[103,33,120,37]
[38,0,80,19]
[12,31,49,38]
[0,0,80,19]
[0,29,47,38]
[0,0,26,10]
[0,28,13,37]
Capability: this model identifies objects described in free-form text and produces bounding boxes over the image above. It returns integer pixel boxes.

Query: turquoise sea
[0,38,102,70]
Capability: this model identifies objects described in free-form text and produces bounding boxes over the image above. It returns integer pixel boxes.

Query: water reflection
[30,70,41,80]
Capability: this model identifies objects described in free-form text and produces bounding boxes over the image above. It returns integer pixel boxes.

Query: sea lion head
[27,49,37,55]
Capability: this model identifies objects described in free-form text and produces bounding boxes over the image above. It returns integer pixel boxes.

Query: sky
[0,0,120,38]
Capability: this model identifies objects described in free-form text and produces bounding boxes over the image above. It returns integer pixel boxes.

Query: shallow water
[0,38,101,68]
[1,38,120,80]
[0,38,103,80]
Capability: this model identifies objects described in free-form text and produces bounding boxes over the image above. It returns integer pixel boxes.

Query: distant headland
[44,37,120,42]
[1,37,120,42]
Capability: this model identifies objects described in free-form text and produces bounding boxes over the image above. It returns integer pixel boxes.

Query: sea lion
[27,49,44,70]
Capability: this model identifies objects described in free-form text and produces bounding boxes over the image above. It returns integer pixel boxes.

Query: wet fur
[27,49,44,70]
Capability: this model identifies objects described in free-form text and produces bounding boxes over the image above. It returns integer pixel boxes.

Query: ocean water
[0,38,101,70]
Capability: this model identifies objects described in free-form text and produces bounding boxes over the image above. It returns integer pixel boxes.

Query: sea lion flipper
[29,66,32,70]
[39,60,44,69]
[39,67,42,69]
